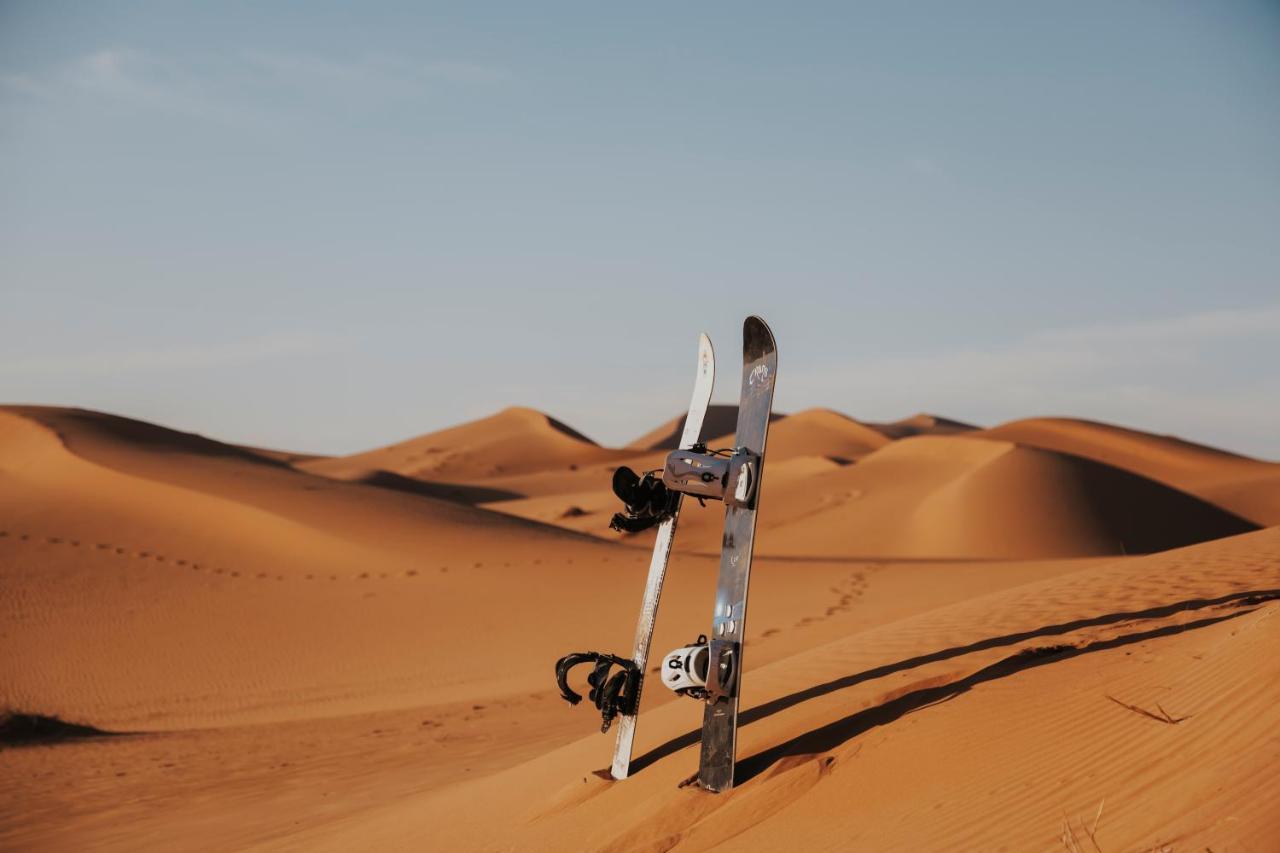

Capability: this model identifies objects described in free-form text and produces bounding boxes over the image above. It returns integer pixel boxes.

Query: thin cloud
[246,51,512,98]
[0,332,340,377]
[2,47,512,116]
[1032,305,1280,346]
[2,47,249,125]
[781,304,1280,456]
[0,71,51,97]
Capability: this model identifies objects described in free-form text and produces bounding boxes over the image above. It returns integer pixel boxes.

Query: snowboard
[610,332,715,780]
[698,316,777,792]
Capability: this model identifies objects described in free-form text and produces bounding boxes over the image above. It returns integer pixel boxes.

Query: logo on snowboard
[748,364,772,389]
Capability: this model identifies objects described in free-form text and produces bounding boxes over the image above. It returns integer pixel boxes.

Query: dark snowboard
[698,316,778,792]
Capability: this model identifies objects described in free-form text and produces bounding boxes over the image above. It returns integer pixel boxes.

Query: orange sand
[2,404,1277,851]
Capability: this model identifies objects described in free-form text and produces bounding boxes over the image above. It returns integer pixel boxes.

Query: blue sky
[3,2,1278,457]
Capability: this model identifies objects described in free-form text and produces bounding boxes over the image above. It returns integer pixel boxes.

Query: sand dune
[359,526,1276,853]
[626,404,758,451]
[302,405,634,485]
[696,410,974,465]
[669,434,1258,559]
[712,408,890,464]
[979,416,1280,525]
[488,417,1263,561]
[0,406,631,731]
[863,411,978,439]
[3,403,1276,851]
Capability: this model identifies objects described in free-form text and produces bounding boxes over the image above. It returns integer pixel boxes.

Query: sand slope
[489,423,1261,561]
[730,408,890,463]
[627,405,759,452]
[301,406,634,486]
[863,412,978,439]
[668,434,1258,559]
[246,527,1280,852]
[3,404,1277,852]
[978,417,1280,525]
[0,406,639,730]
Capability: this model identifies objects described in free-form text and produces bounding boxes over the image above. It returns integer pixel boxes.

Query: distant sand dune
[862,411,978,439]
[0,406,622,732]
[626,404,757,451]
[670,434,1258,558]
[302,406,634,483]
[978,416,1280,525]
[711,408,890,463]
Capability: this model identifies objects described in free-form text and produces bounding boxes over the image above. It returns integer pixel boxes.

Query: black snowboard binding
[608,465,678,533]
[554,651,640,733]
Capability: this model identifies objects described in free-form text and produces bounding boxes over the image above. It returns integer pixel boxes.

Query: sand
[2,403,1276,851]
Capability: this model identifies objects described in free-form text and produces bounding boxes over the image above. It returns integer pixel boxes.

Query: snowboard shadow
[629,588,1279,778]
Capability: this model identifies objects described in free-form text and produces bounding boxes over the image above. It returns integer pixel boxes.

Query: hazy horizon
[4,2,1278,457]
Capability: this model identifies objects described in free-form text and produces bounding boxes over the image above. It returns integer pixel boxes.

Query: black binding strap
[609,512,662,533]
[554,651,641,733]
[608,466,676,534]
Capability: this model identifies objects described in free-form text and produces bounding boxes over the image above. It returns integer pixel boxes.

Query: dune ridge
[863,411,978,439]
[666,434,1258,559]
[302,405,633,484]
[626,404,755,451]
[978,416,1280,525]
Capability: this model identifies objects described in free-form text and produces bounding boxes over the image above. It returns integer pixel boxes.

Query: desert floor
[2,403,1278,851]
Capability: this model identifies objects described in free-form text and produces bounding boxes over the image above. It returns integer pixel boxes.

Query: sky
[2,1,1279,458]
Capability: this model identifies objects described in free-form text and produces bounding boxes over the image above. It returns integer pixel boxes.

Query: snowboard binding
[659,635,737,703]
[660,635,711,699]
[554,651,640,733]
[609,465,678,532]
[610,443,759,534]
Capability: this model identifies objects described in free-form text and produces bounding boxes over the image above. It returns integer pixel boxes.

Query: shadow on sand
[353,470,523,504]
[630,588,1280,780]
[0,713,123,748]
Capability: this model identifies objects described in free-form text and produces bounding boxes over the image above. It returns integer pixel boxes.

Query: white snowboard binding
[660,635,711,699]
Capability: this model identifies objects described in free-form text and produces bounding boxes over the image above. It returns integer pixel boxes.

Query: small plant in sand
[1059,799,1104,853]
